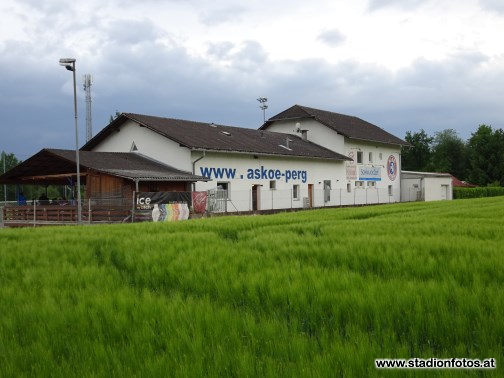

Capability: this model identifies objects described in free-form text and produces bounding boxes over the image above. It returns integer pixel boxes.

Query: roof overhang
[190,148,351,161]
[401,171,453,179]
[0,149,209,185]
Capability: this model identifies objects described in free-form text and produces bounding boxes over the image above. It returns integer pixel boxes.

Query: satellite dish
[295,122,301,132]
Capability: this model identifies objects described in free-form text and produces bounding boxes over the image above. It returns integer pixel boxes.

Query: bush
[453,186,504,199]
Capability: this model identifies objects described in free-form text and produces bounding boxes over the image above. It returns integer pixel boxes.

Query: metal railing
[2,198,132,227]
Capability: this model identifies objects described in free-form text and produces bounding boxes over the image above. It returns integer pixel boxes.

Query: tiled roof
[260,105,409,146]
[0,149,207,184]
[82,113,351,161]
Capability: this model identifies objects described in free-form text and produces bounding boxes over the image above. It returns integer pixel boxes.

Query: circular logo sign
[387,155,397,181]
[348,151,355,163]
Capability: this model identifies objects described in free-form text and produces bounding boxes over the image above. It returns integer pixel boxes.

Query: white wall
[192,151,397,212]
[344,140,402,203]
[91,120,192,171]
[265,120,403,203]
[424,177,453,201]
[401,178,423,202]
[264,119,345,153]
[400,175,453,202]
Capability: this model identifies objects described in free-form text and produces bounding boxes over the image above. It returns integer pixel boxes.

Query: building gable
[261,105,409,147]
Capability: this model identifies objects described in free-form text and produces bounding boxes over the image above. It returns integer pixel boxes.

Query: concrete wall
[424,177,453,201]
[264,119,345,155]
[91,120,192,172]
[400,174,453,202]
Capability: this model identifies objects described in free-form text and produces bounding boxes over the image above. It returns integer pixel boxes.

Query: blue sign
[359,166,382,181]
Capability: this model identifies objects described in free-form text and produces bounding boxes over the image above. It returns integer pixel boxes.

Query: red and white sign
[387,155,397,181]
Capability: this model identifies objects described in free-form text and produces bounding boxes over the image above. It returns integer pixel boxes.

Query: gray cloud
[317,29,346,47]
[367,0,426,11]
[199,6,248,26]
[478,0,504,13]
[103,19,162,45]
[1,1,504,160]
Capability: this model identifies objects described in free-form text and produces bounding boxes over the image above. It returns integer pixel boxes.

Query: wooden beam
[22,172,87,180]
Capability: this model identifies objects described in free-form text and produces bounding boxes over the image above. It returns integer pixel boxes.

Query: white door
[441,185,448,200]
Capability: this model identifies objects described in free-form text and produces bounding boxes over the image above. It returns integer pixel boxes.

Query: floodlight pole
[2,151,6,204]
[59,58,82,224]
[257,97,268,123]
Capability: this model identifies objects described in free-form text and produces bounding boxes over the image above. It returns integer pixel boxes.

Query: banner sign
[346,164,357,180]
[387,155,398,181]
[192,191,208,214]
[346,151,357,180]
[136,192,191,210]
[135,192,192,222]
[359,166,382,181]
[151,203,189,222]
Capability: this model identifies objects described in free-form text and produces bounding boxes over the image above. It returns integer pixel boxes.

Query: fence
[2,187,403,227]
[211,187,400,213]
[1,198,133,228]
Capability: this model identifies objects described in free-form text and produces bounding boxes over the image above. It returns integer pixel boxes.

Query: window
[388,185,393,196]
[367,181,376,188]
[269,180,276,190]
[357,151,363,164]
[369,152,373,163]
[347,183,352,193]
[379,152,383,160]
[293,184,300,200]
[355,181,364,188]
[217,182,230,200]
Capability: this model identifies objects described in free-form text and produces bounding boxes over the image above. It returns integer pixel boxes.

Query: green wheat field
[1,197,503,377]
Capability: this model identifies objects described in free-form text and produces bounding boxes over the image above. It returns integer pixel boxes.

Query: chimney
[301,130,308,141]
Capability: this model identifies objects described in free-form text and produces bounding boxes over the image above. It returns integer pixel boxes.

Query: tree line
[401,125,504,186]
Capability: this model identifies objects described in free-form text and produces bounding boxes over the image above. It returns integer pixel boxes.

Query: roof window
[220,131,232,136]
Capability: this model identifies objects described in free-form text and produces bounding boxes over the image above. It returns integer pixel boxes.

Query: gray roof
[82,113,351,161]
[260,105,409,146]
[0,149,208,184]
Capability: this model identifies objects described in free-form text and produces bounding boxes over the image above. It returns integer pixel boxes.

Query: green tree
[402,129,433,171]
[429,129,468,179]
[1,151,22,202]
[467,125,504,186]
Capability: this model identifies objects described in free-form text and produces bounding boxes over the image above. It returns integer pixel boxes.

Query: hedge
[453,186,504,199]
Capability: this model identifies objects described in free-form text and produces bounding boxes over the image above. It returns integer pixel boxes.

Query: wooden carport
[0,148,208,226]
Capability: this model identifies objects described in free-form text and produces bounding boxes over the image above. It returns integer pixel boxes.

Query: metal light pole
[2,151,6,204]
[257,97,268,123]
[59,58,82,224]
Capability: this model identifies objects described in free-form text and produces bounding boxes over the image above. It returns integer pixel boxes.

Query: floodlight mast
[257,97,268,123]
[59,58,82,224]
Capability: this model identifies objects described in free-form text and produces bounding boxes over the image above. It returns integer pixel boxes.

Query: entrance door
[252,185,260,211]
[308,184,314,208]
[441,184,449,200]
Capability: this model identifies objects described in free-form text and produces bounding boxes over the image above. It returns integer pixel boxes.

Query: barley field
[0,197,503,377]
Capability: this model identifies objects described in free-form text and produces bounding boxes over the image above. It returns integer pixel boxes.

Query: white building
[401,171,453,202]
[81,105,410,212]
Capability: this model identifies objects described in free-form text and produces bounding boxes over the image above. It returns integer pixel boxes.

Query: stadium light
[59,58,82,224]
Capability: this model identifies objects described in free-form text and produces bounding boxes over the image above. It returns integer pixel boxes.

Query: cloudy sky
[1,0,503,160]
